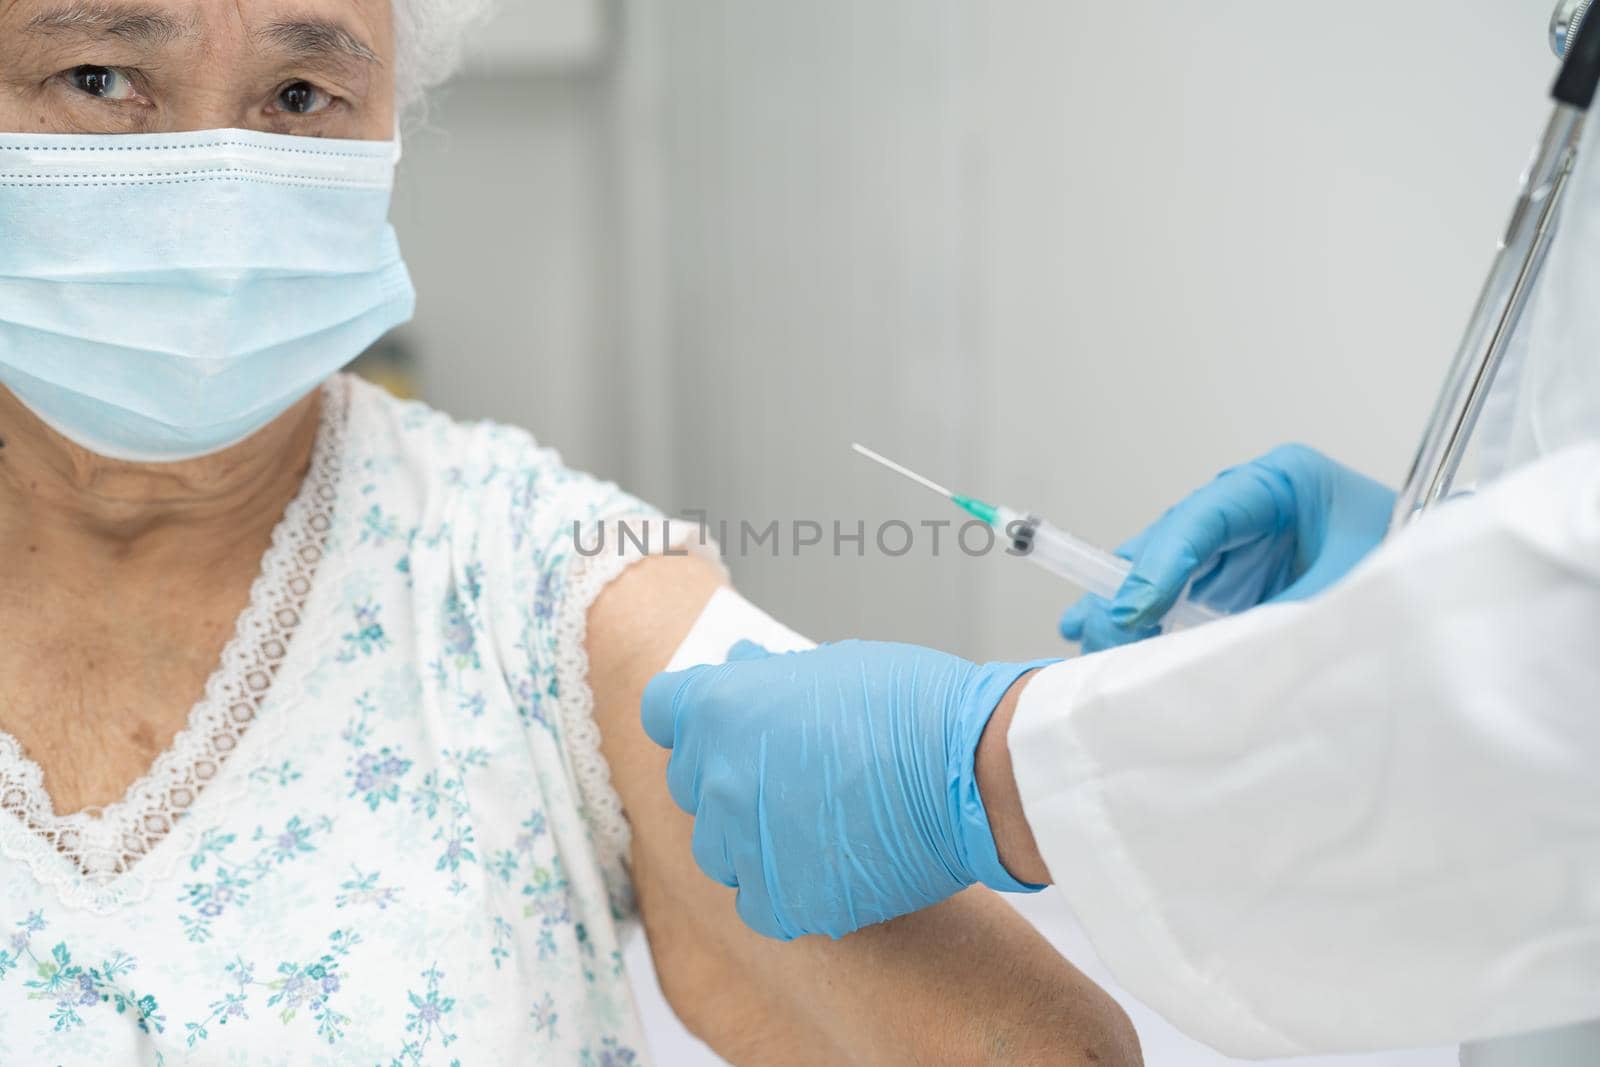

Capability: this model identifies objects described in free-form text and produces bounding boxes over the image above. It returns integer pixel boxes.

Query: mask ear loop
[391,116,404,165]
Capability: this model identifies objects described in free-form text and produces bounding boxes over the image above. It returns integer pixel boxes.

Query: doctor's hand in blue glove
[641,640,1053,941]
[1062,444,1395,653]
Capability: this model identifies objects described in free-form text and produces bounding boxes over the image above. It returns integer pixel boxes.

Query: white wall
[393,1,1564,1062]
[638,0,993,652]
[390,68,626,481]
[964,0,1554,660]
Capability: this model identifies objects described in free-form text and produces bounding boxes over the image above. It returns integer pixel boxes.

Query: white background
[389,1,1562,1062]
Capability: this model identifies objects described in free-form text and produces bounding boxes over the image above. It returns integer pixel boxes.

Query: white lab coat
[1008,440,1600,1059]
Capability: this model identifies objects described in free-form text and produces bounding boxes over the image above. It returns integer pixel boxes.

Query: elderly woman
[0,0,1141,1063]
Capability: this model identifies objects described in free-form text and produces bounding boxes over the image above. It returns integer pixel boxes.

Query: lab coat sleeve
[1009,442,1600,1059]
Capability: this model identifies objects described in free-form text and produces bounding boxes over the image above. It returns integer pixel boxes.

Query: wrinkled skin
[0,0,394,814]
[0,0,394,137]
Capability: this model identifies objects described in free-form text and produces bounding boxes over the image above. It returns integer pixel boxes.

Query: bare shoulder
[585,553,725,706]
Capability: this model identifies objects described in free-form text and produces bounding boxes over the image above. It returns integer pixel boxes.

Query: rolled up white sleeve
[1009,442,1600,1059]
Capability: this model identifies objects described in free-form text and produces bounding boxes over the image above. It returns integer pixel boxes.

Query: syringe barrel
[1004,511,1223,631]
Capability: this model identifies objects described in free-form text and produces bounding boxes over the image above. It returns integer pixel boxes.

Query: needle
[850,443,1223,628]
[851,443,955,502]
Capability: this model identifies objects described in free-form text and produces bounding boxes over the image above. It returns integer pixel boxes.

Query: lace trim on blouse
[0,380,349,914]
[552,518,724,917]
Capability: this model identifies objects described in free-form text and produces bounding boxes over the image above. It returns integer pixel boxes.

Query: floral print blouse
[0,376,670,1065]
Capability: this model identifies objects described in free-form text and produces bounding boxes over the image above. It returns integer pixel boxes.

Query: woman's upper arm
[585,555,1142,1067]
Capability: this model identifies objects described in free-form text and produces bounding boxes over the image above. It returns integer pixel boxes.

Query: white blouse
[0,376,673,1065]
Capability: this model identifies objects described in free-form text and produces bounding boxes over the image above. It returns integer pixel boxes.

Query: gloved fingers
[732,864,793,942]
[726,639,775,663]
[662,742,705,816]
[1108,527,1211,629]
[1259,441,1328,486]
[644,648,778,750]
[1058,597,1095,642]
[1113,529,1151,562]
[1109,475,1277,628]
[1272,537,1367,603]
[1076,607,1161,655]
[1060,530,1148,642]
[690,811,739,888]
[641,665,705,750]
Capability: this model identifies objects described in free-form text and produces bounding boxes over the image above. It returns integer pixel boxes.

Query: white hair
[392,0,500,111]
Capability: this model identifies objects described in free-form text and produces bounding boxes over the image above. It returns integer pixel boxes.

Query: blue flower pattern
[0,913,165,1037]
[0,381,653,1065]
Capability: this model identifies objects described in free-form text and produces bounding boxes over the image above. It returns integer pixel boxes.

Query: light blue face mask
[0,128,416,463]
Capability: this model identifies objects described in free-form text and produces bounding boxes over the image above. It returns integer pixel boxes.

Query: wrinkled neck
[0,385,322,579]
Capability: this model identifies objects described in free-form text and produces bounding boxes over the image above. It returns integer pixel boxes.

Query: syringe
[852,444,1224,631]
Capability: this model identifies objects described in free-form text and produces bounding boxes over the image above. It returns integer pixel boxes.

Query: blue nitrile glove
[1061,444,1395,653]
[641,640,1053,941]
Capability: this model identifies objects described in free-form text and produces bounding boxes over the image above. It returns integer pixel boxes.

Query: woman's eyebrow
[24,1,190,46]
[259,18,382,68]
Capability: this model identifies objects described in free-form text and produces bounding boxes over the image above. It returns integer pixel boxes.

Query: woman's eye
[68,66,138,102]
[275,81,333,116]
